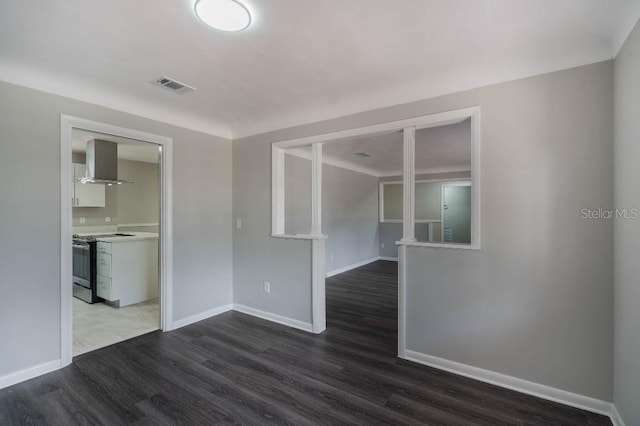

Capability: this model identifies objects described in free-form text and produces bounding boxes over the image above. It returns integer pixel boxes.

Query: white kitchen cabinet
[72,163,105,207]
[96,238,158,307]
[96,275,113,301]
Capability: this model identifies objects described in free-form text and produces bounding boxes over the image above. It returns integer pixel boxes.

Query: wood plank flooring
[0,260,611,425]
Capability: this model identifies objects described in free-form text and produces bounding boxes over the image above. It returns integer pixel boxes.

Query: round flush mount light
[194,0,251,32]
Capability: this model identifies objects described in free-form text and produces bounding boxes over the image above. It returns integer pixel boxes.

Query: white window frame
[380,178,471,242]
[379,178,470,223]
[270,105,481,340]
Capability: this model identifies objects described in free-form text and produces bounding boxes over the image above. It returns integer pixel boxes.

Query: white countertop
[76,231,159,242]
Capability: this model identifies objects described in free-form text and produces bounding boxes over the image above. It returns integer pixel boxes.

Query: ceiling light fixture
[194,0,251,32]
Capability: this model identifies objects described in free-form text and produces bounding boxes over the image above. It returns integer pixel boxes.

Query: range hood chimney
[79,139,132,185]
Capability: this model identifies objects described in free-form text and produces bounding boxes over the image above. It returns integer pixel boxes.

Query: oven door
[72,242,91,287]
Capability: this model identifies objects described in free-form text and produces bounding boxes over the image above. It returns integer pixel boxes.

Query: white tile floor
[72,297,159,356]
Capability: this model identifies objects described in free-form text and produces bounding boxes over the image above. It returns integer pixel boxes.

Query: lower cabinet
[96,239,158,307]
[96,275,113,300]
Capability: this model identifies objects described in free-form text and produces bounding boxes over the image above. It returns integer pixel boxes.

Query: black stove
[72,233,133,242]
[72,234,96,242]
[72,236,99,303]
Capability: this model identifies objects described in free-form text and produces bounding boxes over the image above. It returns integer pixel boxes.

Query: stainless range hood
[79,139,132,185]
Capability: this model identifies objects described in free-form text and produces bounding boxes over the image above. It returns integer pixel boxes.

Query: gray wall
[0,80,233,379]
[382,182,404,220]
[72,153,159,228]
[378,223,402,258]
[322,162,379,273]
[233,61,614,400]
[613,18,640,426]
[284,154,380,273]
[233,141,313,323]
[284,153,311,235]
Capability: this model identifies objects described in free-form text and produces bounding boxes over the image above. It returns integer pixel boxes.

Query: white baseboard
[172,304,233,330]
[233,304,313,332]
[610,404,626,426]
[403,350,615,419]
[378,256,398,261]
[0,360,61,390]
[326,256,380,277]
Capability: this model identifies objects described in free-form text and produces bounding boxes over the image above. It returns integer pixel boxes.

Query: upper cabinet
[72,163,106,207]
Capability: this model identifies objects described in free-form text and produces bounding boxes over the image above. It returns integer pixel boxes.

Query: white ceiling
[72,129,160,164]
[289,119,470,177]
[1,1,639,139]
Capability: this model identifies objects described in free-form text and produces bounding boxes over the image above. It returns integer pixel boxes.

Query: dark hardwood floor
[1,260,611,425]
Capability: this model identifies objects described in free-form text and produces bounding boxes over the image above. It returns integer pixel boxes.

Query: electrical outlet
[79,217,86,225]
[330,252,334,260]
[105,216,111,223]
[264,281,271,294]
[236,218,242,229]
[381,243,385,248]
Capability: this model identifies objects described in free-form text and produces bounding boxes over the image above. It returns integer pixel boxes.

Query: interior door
[442,184,471,244]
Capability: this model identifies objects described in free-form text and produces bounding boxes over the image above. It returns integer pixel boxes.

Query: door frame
[60,115,173,367]
[270,106,481,344]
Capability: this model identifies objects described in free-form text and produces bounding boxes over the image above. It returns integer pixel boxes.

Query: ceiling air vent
[354,152,371,158]
[151,76,196,94]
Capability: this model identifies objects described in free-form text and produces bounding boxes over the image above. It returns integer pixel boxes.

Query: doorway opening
[60,116,173,366]
[270,107,480,355]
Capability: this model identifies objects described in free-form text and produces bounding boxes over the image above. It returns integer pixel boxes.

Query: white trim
[233,304,313,333]
[403,350,614,418]
[60,119,73,368]
[610,405,626,426]
[159,139,174,332]
[311,144,323,235]
[0,360,61,390]
[401,127,416,242]
[272,107,479,149]
[470,109,481,249]
[60,115,173,367]
[326,257,380,277]
[172,304,233,330]
[117,222,159,228]
[272,146,285,234]
[378,256,399,261]
[378,181,384,221]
